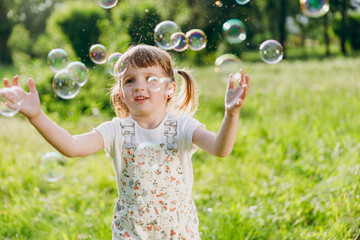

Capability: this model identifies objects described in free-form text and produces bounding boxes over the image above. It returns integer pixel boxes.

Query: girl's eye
[124,79,134,84]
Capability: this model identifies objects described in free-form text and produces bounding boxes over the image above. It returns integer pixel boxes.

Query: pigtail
[110,83,130,119]
[173,68,199,116]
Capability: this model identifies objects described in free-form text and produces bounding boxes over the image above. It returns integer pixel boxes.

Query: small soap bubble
[214,1,223,7]
[66,61,89,87]
[47,49,70,73]
[186,29,207,51]
[89,44,107,64]
[154,21,181,50]
[171,32,188,52]
[114,59,127,76]
[300,0,329,18]
[0,87,24,117]
[97,0,118,9]
[222,19,247,44]
[235,0,250,5]
[214,54,242,83]
[107,52,123,76]
[147,76,171,92]
[259,40,284,64]
[135,142,162,168]
[40,152,65,183]
[52,69,81,99]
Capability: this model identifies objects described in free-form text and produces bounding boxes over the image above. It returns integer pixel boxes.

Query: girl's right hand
[3,75,41,120]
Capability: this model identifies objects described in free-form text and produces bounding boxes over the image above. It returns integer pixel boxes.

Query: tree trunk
[340,0,347,55]
[0,1,13,65]
[279,0,287,58]
[324,13,330,56]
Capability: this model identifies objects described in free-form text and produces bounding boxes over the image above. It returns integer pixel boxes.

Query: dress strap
[164,119,178,150]
[120,122,135,149]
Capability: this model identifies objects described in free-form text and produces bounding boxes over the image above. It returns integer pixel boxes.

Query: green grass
[1,57,360,239]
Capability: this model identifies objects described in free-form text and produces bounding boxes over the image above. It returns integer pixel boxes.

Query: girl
[2,44,250,239]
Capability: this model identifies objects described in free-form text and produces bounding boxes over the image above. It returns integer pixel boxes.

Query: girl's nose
[133,79,146,91]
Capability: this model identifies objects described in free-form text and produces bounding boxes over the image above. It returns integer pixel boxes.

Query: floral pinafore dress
[112,118,200,240]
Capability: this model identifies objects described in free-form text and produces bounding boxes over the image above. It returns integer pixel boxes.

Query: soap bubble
[235,0,250,5]
[259,40,283,64]
[89,44,107,64]
[214,54,241,83]
[107,52,122,76]
[47,49,70,73]
[146,76,171,92]
[171,32,188,52]
[114,59,127,76]
[52,69,81,99]
[67,61,89,87]
[222,19,247,44]
[186,29,207,51]
[135,142,162,169]
[97,0,118,9]
[300,0,329,18]
[0,87,24,117]
[154,21,181,50]
[40,152,65,183]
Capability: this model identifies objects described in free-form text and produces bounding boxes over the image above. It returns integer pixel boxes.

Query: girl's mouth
[134,95,149,103]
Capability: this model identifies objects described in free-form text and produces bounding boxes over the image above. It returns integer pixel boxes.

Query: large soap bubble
[222,19,247,44]
[235,0,250,5]
[300,0,329,18]
[107,53,123,76]
[259,40,284,64]
[89,44,107,64]
[67,61,89,87]
[214,54,242,83]
[154,21,181,50]
[40,152,66,183]
[186,29,207,51]
[97,0,118,9]
[52,69,81,99]
[47,49,70,73]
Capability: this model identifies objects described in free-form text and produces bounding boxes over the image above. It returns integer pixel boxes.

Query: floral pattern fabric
[112,120,200,240]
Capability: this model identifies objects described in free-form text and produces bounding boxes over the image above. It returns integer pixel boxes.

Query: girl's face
[119,65,175,118]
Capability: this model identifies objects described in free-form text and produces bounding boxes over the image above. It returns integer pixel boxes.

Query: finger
[12,75,19,86]
[28,78,38,94]
[3,78,11,88]
[241,84,249,100]
[227,73,235,90]
[238,69,245,85]
[244,74,250,88]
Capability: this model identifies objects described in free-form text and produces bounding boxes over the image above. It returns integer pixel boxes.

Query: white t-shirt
[95,113,204,195]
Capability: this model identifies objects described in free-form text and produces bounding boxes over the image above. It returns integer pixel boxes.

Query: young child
[2,44,250,239]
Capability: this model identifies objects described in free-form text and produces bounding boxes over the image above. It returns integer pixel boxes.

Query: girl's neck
[130,111,168,129]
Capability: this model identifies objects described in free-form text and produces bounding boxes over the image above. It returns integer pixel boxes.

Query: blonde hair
[110,44,198,119]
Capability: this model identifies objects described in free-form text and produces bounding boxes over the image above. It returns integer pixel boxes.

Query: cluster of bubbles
[300,0,329,18]
[40,152,66,182]
[0,86,24,117]
[89,44,127,76]
[154,21,207,51]
[47,49,89,99]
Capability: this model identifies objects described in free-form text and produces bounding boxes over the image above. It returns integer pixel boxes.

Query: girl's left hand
[225,69,250,116]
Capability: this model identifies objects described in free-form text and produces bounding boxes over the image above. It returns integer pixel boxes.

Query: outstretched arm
[192,69,250,158]
[2,76,104,157]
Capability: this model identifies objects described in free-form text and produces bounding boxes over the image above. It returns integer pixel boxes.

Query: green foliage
[47,2,106,65]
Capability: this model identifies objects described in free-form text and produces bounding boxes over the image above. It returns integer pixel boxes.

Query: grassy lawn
[1,56,360,239]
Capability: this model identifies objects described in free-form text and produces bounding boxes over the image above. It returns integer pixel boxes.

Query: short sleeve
[94,118,121,158]
[178,114,205,153]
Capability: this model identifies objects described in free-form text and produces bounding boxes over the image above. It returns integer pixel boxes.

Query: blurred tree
[47,2,106,65]
[330,0,352,55]
[0,0,14,64]
[128,7,161,46]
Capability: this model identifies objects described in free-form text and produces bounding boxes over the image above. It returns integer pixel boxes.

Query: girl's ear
[166,82,176,98]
